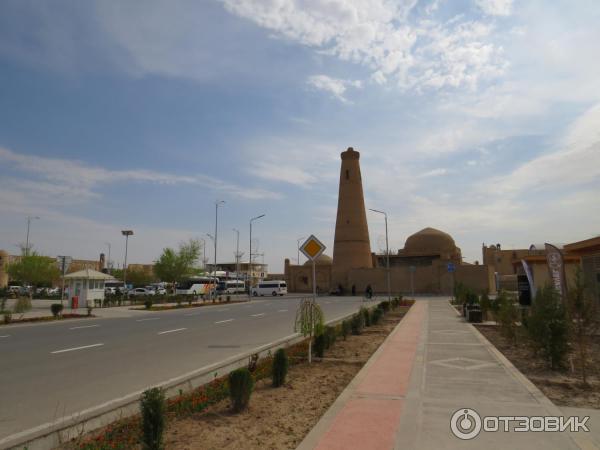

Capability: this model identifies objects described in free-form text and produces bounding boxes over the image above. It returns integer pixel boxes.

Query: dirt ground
[165,309,408,450]
[475,324,600,409]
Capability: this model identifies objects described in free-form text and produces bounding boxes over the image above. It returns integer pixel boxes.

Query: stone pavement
[299,297,598,450]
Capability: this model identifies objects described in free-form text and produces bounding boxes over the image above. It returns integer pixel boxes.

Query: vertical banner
[521,259,536,300]
[545,243,567,300]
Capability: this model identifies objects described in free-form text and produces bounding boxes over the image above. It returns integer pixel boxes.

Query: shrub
[140,387,166,450]
[480,292,492,320]
[526,285,569,370]
[341,319,351,340]
[351,312,365,335]
[3,312,11,324]
[272,348,289,387]
[175,296,183,308]
[313,333,326,358]
[497,291,520,345]
[379,301,390,313]
[50,303,63,318]
[144,299,153,310]
[0,297,6,313]
[324,325,336,349]
[87,306,93,317]
[14,296,32,315]
[371,307,383,325]
[226,295,231,303]
[228,368,254,412]
[361,307,371,327]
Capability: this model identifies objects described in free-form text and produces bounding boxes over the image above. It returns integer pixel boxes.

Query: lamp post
[214,201,225,295]
[105,242,111,274]
[296,237,305,265]
[25,216,40,256]
[121,230,133,292]
[233,228,240,278]
[369,209,391,302]
[249,214,265,300]
[199,238,207,270]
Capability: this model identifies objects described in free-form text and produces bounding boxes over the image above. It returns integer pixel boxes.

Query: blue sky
[1,0,599,272]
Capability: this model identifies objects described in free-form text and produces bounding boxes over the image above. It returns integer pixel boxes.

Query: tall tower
[332,147,372,288]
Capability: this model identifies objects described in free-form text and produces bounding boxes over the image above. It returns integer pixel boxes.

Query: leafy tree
[567,268,598,385]
[6,252,60,299]
[153,239,201,293]
[526,285,569,370]
[497,290,520,345]
[126,269,157,287]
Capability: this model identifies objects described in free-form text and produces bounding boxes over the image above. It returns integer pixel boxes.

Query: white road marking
[51,343,104,354]
[251,313,265,317]
[158,328,187,335]
[69,324,100,330]
[0,335,10,338]
[215,319,234,324]
[184,312,202,316]
[215,308,230,312]
[136,318,160,322]
[278,309,288,313]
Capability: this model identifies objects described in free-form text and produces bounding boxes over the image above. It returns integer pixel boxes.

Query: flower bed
[1,313,93,326]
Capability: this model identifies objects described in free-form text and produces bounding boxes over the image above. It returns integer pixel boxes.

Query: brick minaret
[332,147,372,289]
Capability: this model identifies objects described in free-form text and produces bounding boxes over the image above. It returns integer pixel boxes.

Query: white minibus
[251,280,287,297]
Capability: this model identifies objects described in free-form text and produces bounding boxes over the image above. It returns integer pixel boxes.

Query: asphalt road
[0,295,378,441]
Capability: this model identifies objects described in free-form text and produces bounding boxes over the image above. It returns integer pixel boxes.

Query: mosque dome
[403,228,457,256]
[303,254,333,266]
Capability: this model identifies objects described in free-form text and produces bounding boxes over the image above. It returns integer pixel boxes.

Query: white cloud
[307,74,362,102]
[221,0,508,91]
[419,168,449,177]
[475,0,513,16]
[0,147,281,202]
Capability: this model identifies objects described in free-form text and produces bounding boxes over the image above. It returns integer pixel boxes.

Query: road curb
[0,310,355,450]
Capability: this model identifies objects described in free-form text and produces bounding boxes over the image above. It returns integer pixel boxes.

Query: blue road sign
[447,262,455,273]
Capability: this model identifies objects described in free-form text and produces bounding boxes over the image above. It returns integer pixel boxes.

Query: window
[345,169,349,180]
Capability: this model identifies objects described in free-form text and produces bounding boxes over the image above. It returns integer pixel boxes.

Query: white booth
[64,269,113,308]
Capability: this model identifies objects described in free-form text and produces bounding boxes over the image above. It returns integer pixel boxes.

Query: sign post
[56,256,72,307]
[300,235,326,301]
[447,262,456,299]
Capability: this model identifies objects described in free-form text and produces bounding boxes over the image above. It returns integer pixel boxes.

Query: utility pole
[121,230,133,292]
[233,228,240,278]
[25,216,40,256]
[213,200,225,300]
[297,236,305,265]
[249,214,265,300]
[369,209,391,302]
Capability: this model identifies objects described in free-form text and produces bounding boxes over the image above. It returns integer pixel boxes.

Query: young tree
[153,239,201,292]
[294,298,324,364]
[6,252,60,299]
[497,290,520,345]
[567,268,598,385]
[526,285,569,370]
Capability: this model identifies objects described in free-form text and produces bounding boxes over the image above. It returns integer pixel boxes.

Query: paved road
[0,295,377,441]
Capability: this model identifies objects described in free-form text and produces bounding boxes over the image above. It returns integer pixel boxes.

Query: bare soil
[165,309,408,450]
[475,324,600,409]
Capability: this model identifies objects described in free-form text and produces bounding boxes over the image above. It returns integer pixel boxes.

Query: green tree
[294,298,324,364]
[6,252,60,299]
[526,285,569,370]
[567,268,598,385]
[497,290,520,345]
[153,239,201,292]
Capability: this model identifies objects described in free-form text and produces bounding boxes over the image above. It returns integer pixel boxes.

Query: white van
[217,280,245,295]
[251,280,287,297]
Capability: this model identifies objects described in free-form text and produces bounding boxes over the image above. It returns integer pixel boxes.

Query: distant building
[206,262,268,284]
[564,236,600,304]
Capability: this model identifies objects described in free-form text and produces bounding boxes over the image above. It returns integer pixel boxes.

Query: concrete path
[299,297,597,450]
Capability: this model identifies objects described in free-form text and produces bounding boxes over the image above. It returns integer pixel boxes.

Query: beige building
[564,236,600,303]
[284,147,494,295]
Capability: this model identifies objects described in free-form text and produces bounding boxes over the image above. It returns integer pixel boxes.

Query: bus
[251,280,287,297]
[216,279,246,295]
[176,277,217,297]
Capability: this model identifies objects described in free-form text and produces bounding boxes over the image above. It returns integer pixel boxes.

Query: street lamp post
[249,214,265,300]
[233,228,240,277]
[213,200,225,300]
[199,238,206,270]
[25,216,40,256]
[105,242,111,274]
[297,237,305,265]
[369,209,391,302]
[121,230,134,292]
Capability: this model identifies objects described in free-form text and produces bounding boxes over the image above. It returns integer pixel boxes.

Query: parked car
[8,286,21,294]
[105,286,117,295]
[128,288,155,297]
[47,287,60,295]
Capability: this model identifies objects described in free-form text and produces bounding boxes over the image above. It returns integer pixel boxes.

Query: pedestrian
[351,284,356,296]
[365,284,373,300]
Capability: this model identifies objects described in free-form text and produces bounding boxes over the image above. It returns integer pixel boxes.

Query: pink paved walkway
[301,301,425,450]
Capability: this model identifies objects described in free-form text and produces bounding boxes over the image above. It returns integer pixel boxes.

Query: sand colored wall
[284,259,332,293]
[332,148,372,288]
[0,250,8,288]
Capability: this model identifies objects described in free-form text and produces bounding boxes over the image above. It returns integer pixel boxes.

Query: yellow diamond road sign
[300,235,326,261]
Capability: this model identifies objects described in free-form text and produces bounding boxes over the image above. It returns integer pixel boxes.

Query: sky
[0,0,599,273]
